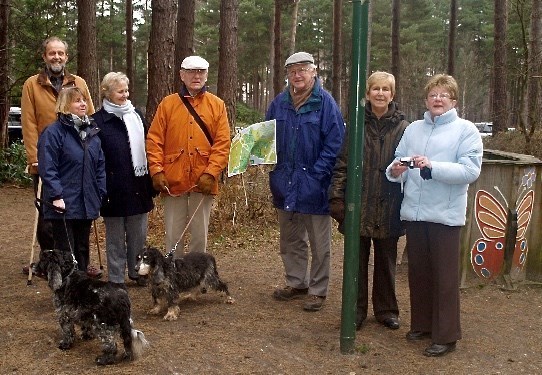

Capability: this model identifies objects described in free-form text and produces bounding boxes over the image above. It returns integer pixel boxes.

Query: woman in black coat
[92,72,154,286]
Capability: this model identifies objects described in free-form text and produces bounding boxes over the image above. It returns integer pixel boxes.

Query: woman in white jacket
[386,74,483,357]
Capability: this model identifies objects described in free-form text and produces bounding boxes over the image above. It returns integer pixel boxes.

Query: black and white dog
[135,246,234,321]
[35,249,149,366]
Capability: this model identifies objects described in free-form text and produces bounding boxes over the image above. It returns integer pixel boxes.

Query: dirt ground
[1,185,542,375]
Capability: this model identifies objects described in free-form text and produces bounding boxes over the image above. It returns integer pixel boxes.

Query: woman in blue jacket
[387,74,483,357]
[93,72,154,286]
[38,87,106,274]
[266,52,345,312]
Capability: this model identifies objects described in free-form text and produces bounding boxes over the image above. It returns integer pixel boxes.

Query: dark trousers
[51,219,92,272]
[357,236,399,321]
[405,221,462,344]
[32,175,54,251]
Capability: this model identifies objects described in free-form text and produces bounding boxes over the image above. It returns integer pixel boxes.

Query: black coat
[93,108,154,217]
[329,102,409,238]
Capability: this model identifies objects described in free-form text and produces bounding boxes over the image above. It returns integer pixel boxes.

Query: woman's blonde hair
[100,72,129,100]
[424,74,458,100]
[366,71,396,97]
[55,87,87,114]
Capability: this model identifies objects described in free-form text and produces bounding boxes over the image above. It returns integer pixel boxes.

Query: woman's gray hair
[100,72,129,100]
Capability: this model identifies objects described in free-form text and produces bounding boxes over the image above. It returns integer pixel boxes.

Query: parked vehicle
[7,107,22,144]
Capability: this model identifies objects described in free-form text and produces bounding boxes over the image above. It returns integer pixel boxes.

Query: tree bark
[492,0,508,134]
[273,0,283,98]
[126,0,134,105]
[391,0,400,103]
[289,0,299,55]
[332,0,342,107]
[174,0,195,91]
[217,0,239,131]
[0,0,9,149]
[146,0,176,123]
[448,0,458,76]
[527,0,542,135]
[77,0,99,110]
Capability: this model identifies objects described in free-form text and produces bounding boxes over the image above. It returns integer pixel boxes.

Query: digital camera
[399,157,415,169]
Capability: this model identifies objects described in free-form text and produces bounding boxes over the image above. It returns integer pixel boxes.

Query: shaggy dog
[35,249,149,366]
[135,246,234,321]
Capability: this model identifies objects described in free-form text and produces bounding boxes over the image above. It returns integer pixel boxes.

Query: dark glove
[152,172,169,193]
[197,173,215,195]
[420,166,432,180]
[329,198,345,223]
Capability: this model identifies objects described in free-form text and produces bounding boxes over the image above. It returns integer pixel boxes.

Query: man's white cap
[284,52,314,68]
[181,56,209,70]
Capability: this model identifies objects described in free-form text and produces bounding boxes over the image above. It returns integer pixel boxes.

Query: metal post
[340,0,369,354]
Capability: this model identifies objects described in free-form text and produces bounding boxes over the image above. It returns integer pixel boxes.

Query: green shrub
[236,102,264,127]
[0,141,32,187]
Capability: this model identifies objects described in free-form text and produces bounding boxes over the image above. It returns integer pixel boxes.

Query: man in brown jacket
[21,36,100,278]
[146,55,230,255]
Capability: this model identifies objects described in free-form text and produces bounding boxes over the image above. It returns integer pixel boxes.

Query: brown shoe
[86,265,103,279]
[303,295,326,312]
[273,286,308,301]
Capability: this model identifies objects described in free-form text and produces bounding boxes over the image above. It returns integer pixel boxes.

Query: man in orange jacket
[146,56,230,254]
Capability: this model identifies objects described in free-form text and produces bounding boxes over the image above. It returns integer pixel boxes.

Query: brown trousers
[405,221,462,345]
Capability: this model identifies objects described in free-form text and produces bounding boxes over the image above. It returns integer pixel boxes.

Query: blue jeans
[104,214,148,283]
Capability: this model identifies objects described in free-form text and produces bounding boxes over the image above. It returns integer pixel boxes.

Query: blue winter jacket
[38,114,106,220]
[386,108,483,226]
[265,79,345,215]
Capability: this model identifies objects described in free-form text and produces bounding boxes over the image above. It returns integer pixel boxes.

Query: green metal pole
[340,0,369,354]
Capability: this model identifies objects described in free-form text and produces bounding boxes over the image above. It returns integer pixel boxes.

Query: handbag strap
[178,93,213,146]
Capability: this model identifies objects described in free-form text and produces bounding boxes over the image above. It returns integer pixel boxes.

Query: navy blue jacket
[265,79,345,214]
[38,114,106,220]
[92,108,155,217]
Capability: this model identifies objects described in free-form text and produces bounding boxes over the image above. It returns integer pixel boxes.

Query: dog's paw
[163,306,180,321]
[58,339,74,350]
[225,296,235,304]
[148,305,162,315]
[96,354,116,366]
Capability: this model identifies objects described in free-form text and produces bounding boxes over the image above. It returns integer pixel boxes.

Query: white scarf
[102,99,148,176]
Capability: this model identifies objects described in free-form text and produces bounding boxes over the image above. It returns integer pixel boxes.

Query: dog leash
[35,197,78,267]
[163,186,205,259]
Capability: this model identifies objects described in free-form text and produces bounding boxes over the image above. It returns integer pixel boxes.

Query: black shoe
[406,330,431,341]
[424,342,456,357]
[129,275,148,287]
[381,317,400,330]
[273,286,308,301]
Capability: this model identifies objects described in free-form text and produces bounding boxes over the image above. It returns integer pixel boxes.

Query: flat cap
[284,52,314,68]
[181,56,209,70]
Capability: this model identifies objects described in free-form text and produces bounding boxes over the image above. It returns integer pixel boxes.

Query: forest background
[0,0,540,153]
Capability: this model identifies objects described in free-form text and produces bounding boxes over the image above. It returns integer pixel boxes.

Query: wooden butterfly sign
[470,188,535,280]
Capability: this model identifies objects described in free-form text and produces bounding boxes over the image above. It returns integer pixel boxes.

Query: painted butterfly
[470,188,534,280]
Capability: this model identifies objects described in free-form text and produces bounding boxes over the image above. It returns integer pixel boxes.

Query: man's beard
[47,63,65,74]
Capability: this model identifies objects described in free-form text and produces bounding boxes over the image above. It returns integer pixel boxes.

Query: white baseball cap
[284,52,314,68]
[181,56,209,70]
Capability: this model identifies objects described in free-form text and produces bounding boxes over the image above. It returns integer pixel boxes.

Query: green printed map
[227,119,276,177]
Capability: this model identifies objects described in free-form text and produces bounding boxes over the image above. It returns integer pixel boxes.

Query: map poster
[227,119,277,177]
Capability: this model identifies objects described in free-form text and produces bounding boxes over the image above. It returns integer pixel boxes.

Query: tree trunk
[217,0,239,131]
[391,0,400,103]
[527,0,542,136]
[448,0,458,76]
[126,0,135,105]
[0,0,9,149]
[174,0,195,91]
[332,0,342,107]
[273,0,283,98]
[492,0,508,134]
[289,0,299,55]
[146,0,176,123]
[77,0,99,110]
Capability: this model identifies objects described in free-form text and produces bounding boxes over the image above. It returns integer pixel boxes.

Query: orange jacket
[21,69,95,166]
[146,90,231,195]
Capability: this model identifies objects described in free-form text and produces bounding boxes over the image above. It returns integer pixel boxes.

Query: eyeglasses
[428,93,452,100]
[182,69,207,75]
[286,67,312,78]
